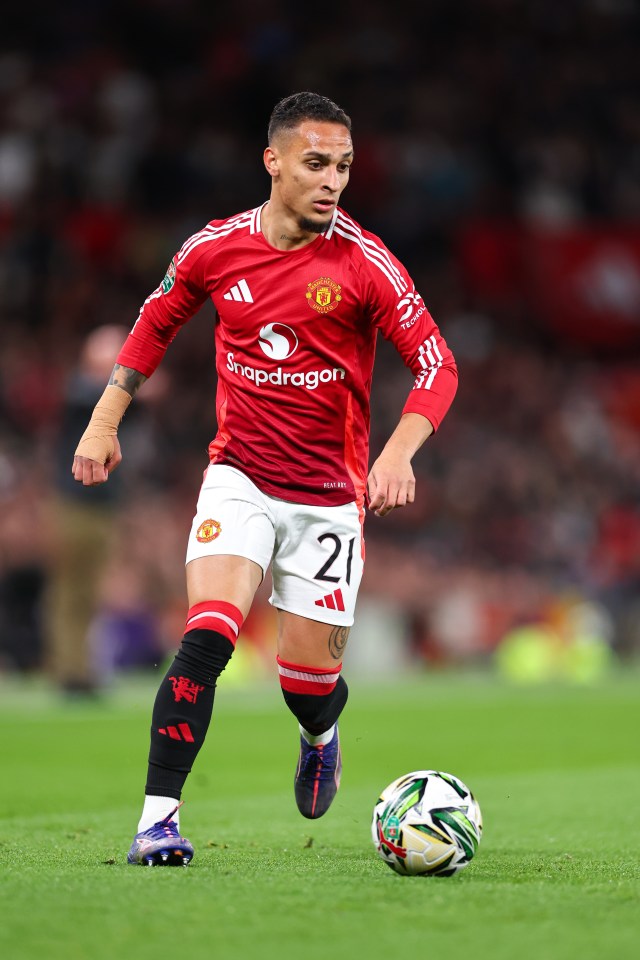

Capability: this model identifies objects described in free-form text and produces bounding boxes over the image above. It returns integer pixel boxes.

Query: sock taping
[276,656,342,695]
[185,601,243,646]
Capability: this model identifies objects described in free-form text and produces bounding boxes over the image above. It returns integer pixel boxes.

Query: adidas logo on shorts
[315,589,345,611]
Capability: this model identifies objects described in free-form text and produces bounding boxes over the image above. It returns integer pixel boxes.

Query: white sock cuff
[137,795,181,833]
[299,723,336,747]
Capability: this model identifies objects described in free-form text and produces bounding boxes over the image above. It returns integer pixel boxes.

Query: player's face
[266,121,353,233]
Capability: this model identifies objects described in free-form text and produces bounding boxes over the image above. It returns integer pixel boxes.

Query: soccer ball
[371,770,482,877]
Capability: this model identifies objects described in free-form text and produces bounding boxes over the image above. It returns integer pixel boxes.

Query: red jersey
[117,204,458,506]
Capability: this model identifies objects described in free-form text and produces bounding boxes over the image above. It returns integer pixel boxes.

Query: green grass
[1,669,639,960]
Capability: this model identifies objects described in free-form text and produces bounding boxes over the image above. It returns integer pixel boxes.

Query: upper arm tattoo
[109,363,148,398]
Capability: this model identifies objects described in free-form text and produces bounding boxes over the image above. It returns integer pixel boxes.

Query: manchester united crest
[306,277,342,314]
[196,519,221,543]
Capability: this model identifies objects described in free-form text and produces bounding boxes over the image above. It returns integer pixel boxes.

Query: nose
[323,166,342,192]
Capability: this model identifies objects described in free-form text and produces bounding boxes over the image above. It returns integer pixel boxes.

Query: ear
[263,146,280,179]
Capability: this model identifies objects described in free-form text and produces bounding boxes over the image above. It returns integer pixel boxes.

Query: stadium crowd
[1,0,640,685]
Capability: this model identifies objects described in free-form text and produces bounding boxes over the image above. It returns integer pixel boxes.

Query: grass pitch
[1,668,638,960]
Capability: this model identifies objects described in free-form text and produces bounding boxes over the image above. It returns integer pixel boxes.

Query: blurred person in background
[71,91,457,866]
[46,324,130,697]
[0,450,49,674]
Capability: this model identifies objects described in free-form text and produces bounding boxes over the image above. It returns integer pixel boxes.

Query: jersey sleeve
[364,245,458,432]
[116,235,210,377]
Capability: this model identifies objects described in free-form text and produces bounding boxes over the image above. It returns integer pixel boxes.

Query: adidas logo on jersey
[223,278,254,303]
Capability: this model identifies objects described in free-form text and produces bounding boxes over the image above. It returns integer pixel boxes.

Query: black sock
[281,675,349,736]
[145,628,234,798]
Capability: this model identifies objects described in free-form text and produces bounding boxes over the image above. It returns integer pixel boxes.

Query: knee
[176,601,245,683]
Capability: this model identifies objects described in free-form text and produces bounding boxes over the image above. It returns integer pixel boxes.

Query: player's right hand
[72,436,122,486]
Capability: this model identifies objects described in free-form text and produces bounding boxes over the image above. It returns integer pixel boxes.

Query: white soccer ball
[371,770,483,877]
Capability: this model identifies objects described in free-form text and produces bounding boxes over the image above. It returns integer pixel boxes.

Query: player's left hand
[366,452,416,517]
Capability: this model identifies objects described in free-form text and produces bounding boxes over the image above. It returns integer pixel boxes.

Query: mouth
[312,200,335,214]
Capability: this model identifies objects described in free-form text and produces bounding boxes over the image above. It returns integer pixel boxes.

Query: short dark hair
[268,91,352,144]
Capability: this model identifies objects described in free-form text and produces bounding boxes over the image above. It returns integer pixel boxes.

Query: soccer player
[72,92,458,866]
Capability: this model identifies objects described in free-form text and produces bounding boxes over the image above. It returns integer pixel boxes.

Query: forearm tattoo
[109,363,148,397]
[328,626,350,660]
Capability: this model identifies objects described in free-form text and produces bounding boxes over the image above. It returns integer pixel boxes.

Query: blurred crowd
[1,0,640,688]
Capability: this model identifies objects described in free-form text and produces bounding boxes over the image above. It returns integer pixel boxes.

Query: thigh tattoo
[328,625,350,660]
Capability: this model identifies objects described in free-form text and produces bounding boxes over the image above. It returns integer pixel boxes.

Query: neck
[261,202,322,251]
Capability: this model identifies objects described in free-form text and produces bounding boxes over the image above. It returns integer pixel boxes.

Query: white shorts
[185,465,365,626]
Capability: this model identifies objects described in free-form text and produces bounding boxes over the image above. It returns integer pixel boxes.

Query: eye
[307,160,322,170]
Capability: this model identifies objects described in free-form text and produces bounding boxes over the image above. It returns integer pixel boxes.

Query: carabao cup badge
[161,258,177,294]
[306,277,342,314]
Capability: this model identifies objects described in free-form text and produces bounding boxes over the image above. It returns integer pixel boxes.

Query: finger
[383,481,400,509]
[84,460,108,485]
[366,473,384,510]
[74,456,109,486]
[91,462,109,485]
[368,486,387,512]
[371,484,391,516]
[395,477,416,508]
[392,482,408,508]
[105,451,122,475]
[386,476,416,511]
[374,482,409,517]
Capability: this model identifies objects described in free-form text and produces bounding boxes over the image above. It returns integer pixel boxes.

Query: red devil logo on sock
[169,676,205,704]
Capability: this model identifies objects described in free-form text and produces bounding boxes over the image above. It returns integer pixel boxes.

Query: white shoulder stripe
[177,208,253,257]
[335,212,406,293]
[251,204,266,234]
[336,212,404,282]
[177,227,211,258]
[323,208,338,240]
[333,223,405,296]
[178,213,255,262]
[132,209,258,331]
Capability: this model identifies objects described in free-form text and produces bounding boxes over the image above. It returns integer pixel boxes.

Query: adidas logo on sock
[315,588,345,612]
[158,723,194,742]
[223,278,253,303]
